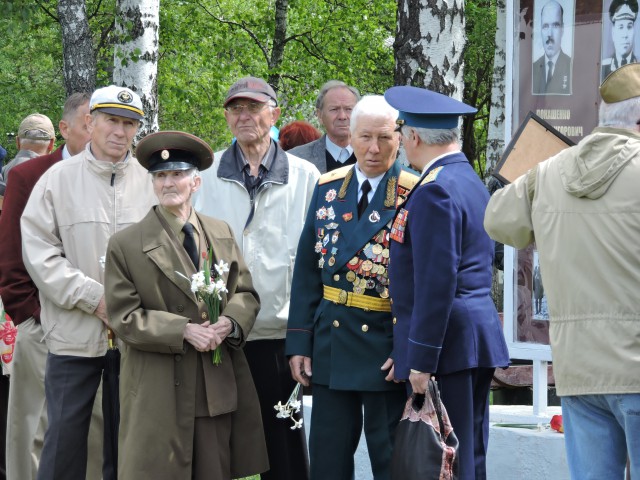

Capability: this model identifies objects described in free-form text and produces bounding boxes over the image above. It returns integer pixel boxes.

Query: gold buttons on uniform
[333,274,340,281]
[361,324,369,332]
[201,312,207,319]
[333,320,340,328]
[393,317,397,325]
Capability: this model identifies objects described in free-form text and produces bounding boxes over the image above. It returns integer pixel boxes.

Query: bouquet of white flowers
[274,382,303,429]
[180,247,229,365]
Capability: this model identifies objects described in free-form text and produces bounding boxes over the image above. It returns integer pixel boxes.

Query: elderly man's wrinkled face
[152,170,201,211]
[541,2,564,59]
[87,112,139,164]
[612,19,635,58]
[351,115,399,178]
[317,87,358,145]
[224,99,281,147]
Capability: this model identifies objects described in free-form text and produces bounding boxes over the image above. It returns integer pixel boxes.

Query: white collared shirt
[421,151,461,175]
[325,136,353,163]
[354,164,385,202]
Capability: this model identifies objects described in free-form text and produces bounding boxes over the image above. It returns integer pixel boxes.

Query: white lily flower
[214,260,230,276]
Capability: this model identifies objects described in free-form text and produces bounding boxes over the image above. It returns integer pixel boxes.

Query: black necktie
[622,56,628,66]
[182,222,199,269]
[358,180,371,219]
[546,60,553,85]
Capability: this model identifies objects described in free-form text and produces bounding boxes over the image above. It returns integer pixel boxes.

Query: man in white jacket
[21,85,156,480]
[484,64,640,479]
[193,76,319,480]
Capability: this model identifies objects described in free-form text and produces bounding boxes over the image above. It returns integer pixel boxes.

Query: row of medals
[346,230,390,299]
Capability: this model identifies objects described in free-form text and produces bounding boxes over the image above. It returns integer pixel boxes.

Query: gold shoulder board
[318,165,353,186]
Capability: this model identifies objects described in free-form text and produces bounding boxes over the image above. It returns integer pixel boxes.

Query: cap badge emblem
[117,91,133,104]
[161,150,170,160]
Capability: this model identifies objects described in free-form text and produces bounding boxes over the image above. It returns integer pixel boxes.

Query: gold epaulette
[398,169,420,191]
[395,169,420,207]
[420,166,444,185]
[318,165,353,185]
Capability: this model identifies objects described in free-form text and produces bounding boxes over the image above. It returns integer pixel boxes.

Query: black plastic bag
[391,379,459,480]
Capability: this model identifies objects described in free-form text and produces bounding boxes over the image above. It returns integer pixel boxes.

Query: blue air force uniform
[385,86,509,480]
[286,161,418,480]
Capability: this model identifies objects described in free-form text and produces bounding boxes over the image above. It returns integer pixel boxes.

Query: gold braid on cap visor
[91,103,144,116]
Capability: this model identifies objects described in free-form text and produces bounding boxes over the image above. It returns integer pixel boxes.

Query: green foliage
[0,0,496,166]
[463,0,498,179]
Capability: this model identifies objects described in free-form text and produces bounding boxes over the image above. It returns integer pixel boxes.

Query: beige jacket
[484,127,640,396]
[21,144,156,357]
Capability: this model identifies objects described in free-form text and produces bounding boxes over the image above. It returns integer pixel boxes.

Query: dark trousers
[309,384,406,480]
[37,353,104,480]
[437,368,495,480]
[244,339,309,480]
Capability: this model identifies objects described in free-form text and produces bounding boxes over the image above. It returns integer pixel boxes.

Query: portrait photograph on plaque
[491,111,574,185]
[601,0,640,82]
[516,0,604,145]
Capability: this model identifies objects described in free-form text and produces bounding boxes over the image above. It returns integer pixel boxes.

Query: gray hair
[63,92,91,122]
[349,95,398,133]
[315,80,360,110]
[400,125,460,146]
[598,96,640,129]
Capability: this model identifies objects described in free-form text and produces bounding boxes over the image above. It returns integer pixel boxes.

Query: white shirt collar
[354,164,385,200]
[62,145,71,159]
[421,151,460,175]
[325,136,353,162]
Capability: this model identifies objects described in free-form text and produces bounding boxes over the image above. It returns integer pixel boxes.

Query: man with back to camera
[485,63,640,480]
[289,80,360,173]
[532,0,572,95]
[0,114,55,194]
[21,85,156,480]
[602,0,639,81]
[193,76,319,480]
[0,92,108,480]
[384,85,509,480]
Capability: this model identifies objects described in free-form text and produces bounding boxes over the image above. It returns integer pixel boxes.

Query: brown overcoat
[105,207,268,479]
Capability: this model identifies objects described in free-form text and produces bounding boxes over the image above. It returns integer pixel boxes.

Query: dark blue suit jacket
[388,153,509,378]
[286,161,417,391]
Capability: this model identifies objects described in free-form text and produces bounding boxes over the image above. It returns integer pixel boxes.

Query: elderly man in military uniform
[602,0,639,81]
[385,86,509,480]
[286,95,418,480]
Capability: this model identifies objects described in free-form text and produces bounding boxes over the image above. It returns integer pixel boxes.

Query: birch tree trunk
[267,0,288,92]
[113,0,160,137]
[394,0,466,100]
[485,0,506,177]
[58,0,96,96]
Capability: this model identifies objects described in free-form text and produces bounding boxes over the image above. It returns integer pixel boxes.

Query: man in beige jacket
[21,85,156,480]
[484,64,640,479]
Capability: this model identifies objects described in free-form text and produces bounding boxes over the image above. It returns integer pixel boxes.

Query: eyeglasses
[225,102,270,115]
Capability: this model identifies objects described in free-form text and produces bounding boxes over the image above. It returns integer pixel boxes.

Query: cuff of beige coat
[76,280,104,315]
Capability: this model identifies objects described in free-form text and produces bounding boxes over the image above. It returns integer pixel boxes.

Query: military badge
[314,241,323,253]
[325,189,337,202]
[342,212,353,222]
[327,206,336,220]
[369,210,381,223]
[331,231,340,244]
[316,207,328,220]
[161,149,170,160]
[325,222,339,230]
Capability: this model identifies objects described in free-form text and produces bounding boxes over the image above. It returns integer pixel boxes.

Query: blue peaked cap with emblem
[384,86,477,129]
